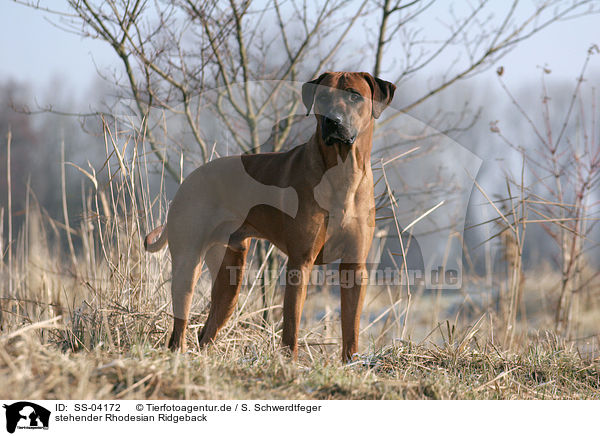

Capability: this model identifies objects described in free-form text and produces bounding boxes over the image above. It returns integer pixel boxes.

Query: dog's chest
[313,164,374,258]
[313,154,371,220]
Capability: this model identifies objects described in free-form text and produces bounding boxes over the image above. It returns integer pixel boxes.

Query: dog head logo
[3,402,50,433]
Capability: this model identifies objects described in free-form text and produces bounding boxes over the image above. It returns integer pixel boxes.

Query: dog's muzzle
[322,114,357,146]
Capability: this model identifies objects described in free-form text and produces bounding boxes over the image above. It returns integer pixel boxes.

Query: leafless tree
[15,0,599,180]
[491,45,600,338]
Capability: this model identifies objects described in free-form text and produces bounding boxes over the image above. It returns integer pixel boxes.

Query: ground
[1,321,598,400]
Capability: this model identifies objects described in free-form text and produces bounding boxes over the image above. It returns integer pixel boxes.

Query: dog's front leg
[339,262,368,362]
[281,261,314,359]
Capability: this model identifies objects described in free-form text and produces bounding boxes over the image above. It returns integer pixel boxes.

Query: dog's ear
[302,72,330,116]
[362,73,396,119]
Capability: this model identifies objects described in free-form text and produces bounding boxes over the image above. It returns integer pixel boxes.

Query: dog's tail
[144,225,168,252]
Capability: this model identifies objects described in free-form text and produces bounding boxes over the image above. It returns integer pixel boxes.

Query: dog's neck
[309,120,374,223]
[314,120,374,173]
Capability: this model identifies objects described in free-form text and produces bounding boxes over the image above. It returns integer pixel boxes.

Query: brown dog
[144,72,395,361]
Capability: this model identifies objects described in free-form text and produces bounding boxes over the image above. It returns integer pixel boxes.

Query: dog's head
[302,72,396,147]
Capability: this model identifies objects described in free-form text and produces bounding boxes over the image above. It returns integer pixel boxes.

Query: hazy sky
[1,1,599,99]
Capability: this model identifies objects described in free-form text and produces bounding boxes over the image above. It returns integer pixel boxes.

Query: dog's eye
[349,93,363,103]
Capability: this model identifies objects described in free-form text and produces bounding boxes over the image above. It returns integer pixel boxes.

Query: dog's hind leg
[198,239,249,347]
[168,252,203,352]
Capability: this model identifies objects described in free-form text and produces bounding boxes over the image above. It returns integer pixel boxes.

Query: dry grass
[2,322,599,400]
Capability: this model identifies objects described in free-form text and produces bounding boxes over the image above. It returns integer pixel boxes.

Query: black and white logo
[3,402,50,434]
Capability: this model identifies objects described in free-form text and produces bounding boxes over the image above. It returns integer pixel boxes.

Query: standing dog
[145,72,395,361]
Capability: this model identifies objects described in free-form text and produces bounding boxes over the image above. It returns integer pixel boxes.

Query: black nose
[324,113,343,126]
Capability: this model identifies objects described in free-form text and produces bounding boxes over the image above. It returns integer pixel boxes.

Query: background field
[1,119,599,400]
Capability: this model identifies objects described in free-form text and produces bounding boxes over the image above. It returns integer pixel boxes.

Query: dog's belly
[168,156,299,253]
[233,205,297,256]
